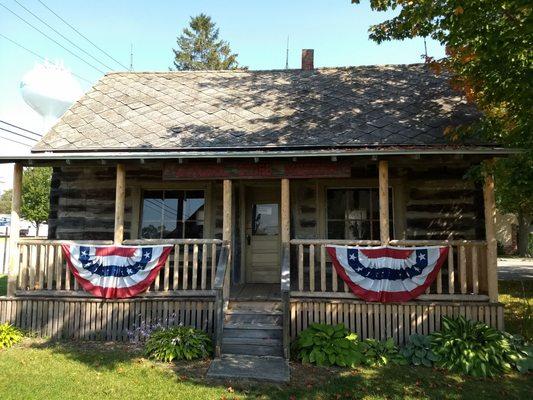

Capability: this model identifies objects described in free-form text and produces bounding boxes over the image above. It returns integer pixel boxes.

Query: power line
[0,2,105,74]
[0,132,33,147]
[0,127,38,142]
[0,120,41,138]
[0,32,93,84]
[37,0,129,70]
[12,0,115,71]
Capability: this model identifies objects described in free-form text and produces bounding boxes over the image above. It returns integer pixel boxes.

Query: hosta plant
[401,334,440,367]
[360,338,407,367]
[145,326,212,362]
[0,323,23,349]
[430,316,519,377]
[295,323,363,367]
[502,332,533,374]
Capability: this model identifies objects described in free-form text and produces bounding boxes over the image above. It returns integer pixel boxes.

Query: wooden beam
[7,163,22,296]
[222,180,232,243]
[378,160,390,244]
[114,164,126,244]
[483,173,498,302]
[281,178,290,244]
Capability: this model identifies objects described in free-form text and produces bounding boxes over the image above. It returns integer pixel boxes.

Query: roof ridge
[104,63,427,76]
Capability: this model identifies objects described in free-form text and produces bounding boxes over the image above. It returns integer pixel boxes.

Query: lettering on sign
[162,161,351,180]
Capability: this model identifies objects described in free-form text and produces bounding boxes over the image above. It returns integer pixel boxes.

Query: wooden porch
[0,159,503,354]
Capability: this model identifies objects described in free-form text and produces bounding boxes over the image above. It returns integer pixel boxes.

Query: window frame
[325,186,394,241]
[138,188,207,240]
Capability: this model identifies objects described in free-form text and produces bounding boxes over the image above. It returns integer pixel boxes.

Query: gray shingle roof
[33,64,482,152]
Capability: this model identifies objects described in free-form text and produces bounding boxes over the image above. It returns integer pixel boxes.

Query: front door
[245,186,280,283]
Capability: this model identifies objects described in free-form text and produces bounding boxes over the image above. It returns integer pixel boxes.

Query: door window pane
[252,203,279,236]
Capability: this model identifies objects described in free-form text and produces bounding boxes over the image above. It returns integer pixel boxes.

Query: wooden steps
[208,299,288,381]
[221,300,284,357]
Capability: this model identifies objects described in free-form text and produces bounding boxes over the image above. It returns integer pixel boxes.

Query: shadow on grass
[17,340,533,399]
[27,340,143,370]
[0,275,6,296]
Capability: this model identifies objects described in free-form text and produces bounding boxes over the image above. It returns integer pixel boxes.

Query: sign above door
[163,161,351,180]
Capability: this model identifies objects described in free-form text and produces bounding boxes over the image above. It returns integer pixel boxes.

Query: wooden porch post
[114,163,126,244]
[222,180,232,243]
[7,163,23,296]
[378,160,390,244]
[483,173,498,302]
[281,178,290,244]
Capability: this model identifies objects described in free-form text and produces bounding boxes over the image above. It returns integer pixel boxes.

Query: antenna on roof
[130,43,134,71]
[423,37,428,62]
[285,36,289,69]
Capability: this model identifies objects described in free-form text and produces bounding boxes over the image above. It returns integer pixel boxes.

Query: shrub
[0,323,23,349]
[401,334,440,367]
[360,338,407,367]
[430,316,519,377]
[502,332,533,373]
[144,326,212,362]
[295,323,363,367]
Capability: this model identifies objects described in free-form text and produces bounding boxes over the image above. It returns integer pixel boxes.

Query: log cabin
[0,51,513,376]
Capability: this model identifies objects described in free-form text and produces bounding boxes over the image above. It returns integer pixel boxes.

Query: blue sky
[0,0,444,188]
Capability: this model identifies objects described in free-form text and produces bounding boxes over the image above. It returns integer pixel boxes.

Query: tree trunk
[36,223,40,237]
[517,211,530,257]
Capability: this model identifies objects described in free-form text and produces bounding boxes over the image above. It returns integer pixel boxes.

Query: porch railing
[213,243,231,357]
[290,239,489,301]
[15,238,223,296]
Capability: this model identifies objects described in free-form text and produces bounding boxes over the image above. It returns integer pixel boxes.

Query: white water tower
[20,61,83,130]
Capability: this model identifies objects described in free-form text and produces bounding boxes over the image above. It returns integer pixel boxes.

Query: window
[326,188,393,240]
[140,190,205,239]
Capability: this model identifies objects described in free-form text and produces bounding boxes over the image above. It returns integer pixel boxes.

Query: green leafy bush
[401,334,440,367]
[144,326,212,362]
[502,332,533,374]
[295,323,363,367]
[0,323,23,349]
[430,316,519,377]
[360,338,407,367]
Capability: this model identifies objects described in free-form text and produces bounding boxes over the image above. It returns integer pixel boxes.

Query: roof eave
[0,146,520,163]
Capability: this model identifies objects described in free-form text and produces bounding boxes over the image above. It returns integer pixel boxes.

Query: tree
[21,167,52,236]
[172,14,240,70]
[0,189,12,214]
[352,0,532,255]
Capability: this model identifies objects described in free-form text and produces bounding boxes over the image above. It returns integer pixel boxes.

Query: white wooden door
[245,187,280,283]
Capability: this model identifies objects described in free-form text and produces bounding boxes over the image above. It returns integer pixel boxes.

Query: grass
[0,274,6,296]
[0,340,531,400]
[0,278,530,399]
[499,280,532,341]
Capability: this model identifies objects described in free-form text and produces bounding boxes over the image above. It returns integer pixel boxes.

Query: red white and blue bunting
[62,244,173,299]
[326,245,449,303]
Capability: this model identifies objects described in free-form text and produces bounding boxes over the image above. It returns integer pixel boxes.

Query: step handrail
[213,243,230,357]
[280,242,290,359]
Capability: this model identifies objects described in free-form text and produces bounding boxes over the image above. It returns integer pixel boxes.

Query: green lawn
[499,280,532,341]
[0,341,531,400]
[0,279,531,399]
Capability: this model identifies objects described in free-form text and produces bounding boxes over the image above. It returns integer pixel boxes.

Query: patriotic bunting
[326,245,449,303]
[62,244,172,299]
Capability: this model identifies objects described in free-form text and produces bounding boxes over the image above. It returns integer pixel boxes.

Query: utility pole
[130,43,133,71]
[285,36,289,69]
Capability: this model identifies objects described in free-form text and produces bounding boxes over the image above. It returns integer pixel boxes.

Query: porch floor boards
[230,284,280,300]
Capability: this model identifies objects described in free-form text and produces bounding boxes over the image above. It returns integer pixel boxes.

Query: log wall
[0,296,215,341]
[290,299,503,344]
[47,162,486,242]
